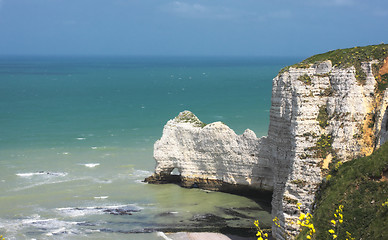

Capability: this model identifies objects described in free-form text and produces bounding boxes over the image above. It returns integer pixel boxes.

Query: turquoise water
[0,56,298,239]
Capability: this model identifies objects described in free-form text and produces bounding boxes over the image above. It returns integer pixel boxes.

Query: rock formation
[146,45,388,239]
[145,110,273,196]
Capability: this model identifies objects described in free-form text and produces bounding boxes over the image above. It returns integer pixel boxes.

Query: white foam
[157,232,173,240]
[76,137,86,140]
[56,204,142,218]
[132,169,152,178]
[46,227,67,236]
[20,215,82,236]
[16,171,68,178]
[0,214,85,239]
[83,163,100,168]
[16,172,45,177]
[94,196,109,199]
[135,179,147,184]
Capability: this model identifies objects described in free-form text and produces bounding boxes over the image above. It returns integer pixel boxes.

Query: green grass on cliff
[174,111,207,128]
[302,44,388,67]
[305,142,388,239]
[280,44,388,85]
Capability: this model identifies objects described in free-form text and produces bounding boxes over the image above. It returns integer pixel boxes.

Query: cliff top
[302,44,388,67]
[173,110,207,128]
[284,44,388,69]
[280,43,388,89]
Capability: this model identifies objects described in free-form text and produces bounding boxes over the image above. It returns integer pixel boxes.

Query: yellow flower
[299,213,306,220]
[333,234,338,239]
[307,235,311,239]
[329,229,335,234]
[331,220,336,225]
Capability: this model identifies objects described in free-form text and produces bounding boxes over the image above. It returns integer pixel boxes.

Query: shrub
[312,142,388,239]
[298,74,312,85]
[317,106,329,128]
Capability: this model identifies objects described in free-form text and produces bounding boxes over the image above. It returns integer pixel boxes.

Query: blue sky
[0,0,387,57]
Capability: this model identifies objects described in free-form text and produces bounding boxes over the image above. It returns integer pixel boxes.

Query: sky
[0,0,387,57]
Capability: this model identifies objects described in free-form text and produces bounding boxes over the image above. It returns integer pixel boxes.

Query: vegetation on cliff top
[301,44,388,67]
[280,44,388,85]
[307,141,388,239]
[174,111,207,128]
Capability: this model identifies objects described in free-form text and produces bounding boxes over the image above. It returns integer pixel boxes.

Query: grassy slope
[280,44,388,89]
[306,142,388,239]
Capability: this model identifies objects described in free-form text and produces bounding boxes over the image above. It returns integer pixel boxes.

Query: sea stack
[145,110,274,195]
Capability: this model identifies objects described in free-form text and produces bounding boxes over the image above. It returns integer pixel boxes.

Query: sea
[0,56,300,240]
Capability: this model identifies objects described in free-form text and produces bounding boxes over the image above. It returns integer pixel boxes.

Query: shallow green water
[0,56,299,239]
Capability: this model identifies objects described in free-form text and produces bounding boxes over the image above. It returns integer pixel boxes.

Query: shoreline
[162,232,255,240]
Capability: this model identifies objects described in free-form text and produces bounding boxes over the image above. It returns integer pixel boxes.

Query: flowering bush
[254,220,269,240]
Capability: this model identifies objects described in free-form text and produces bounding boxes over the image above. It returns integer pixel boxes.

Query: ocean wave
[131,169,152,178]
[94,196,109,199]
[56,204,142,217]
[16,171,68,178]
[0,214,84,238]
[12,175,91,192]
[79,163,100,168]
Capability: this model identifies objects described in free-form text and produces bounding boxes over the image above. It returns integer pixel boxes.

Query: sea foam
[16,171,68,178]
[82,163,100,168]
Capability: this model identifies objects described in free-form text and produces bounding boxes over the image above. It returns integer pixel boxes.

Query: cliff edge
[146,44,388,239]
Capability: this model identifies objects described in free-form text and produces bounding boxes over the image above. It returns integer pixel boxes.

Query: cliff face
[146,45,388,239]
[147,111,273,193]
[270,59,388,239]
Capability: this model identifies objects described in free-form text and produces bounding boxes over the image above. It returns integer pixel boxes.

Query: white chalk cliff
[146,45,388,239]
[149,110,273,192]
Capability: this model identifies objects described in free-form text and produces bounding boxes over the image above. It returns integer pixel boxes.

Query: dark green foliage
[308,134,333,159]
[312,142,388,240]
[317,106,329,128]
[174,111,207,128]
[302,44,388,67]
[378,73,388,92]
[297,74,312,85]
